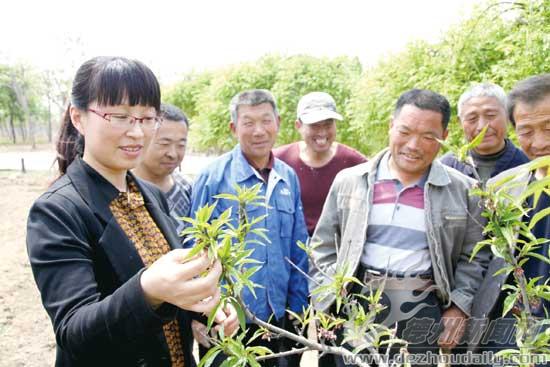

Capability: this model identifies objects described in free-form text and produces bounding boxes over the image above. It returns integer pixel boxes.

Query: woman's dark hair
[56,56,161,175]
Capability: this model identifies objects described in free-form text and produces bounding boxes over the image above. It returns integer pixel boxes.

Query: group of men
[132,73,549,367]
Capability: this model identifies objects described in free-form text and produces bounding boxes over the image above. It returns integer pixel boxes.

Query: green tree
[164,54,361,153]
[0,63,51,146]
[348,0,549,155]
[163,0,548,156]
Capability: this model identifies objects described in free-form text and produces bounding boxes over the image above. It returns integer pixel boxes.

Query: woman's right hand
[140,249,222,314]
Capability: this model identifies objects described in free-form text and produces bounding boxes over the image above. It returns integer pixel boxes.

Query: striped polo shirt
[360,152,432,275]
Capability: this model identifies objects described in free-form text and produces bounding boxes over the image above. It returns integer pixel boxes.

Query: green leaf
[249,228,270,243]
[502,292,518,317]
[231,298,247,331]
[500,226,516,248]
[198,346,222,367]
[529,207,550,230]
[524,156,550,173]
[493,265,514,277]
[247,327,267,344]
[470,240,489,261]
[502,284,518,292]
[184,241,207,261]
[526,252,550,265]
[207,300,223,331]
[466,125,489,152]
[286,309,302,324]
[519,176,550,203]
[214,193,239,201]
[247,345,272,356]
[248,214,267,227]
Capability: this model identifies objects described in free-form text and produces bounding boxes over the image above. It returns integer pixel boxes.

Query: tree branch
[284,256,321,286]
[256,346,311,361]
[227,276,377,367]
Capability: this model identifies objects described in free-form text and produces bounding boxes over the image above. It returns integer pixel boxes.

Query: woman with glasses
[26,56,237,367]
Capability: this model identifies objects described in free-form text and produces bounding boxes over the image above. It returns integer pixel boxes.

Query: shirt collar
[232,145,277,183]
[243,151,274,182]
[376,151,394,181]
[376,151,429,188]
[244,151,274,171]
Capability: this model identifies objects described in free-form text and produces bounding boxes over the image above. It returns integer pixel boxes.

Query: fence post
[21,157,26,173]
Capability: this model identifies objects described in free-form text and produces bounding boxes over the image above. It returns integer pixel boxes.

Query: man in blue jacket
[189,89,309,366]
[440,82,529,184]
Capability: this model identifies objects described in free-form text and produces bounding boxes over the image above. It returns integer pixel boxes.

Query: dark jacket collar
[65,157,182,284]
[441,139,529,180]
[66,157,165,222]
[493,139,530,176]
[66,157,120,224]
[66,157,181,248]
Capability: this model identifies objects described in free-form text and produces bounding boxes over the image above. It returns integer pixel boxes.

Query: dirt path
[0,171,56,367]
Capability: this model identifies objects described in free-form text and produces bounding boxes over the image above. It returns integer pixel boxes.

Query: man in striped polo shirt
[361,151,432,275]
[310,89,490,366]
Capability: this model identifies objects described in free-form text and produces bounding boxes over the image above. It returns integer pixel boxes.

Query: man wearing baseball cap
[275,92,367,236]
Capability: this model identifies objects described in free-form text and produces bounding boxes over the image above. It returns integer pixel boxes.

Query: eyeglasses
[88,108,163,131]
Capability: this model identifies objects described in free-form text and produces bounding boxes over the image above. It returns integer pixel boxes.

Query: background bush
[163,0,549,156]
[164,55,362,153]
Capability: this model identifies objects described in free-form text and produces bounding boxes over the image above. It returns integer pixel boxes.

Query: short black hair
[229,89,278,123]
[72,56,161,112]
[160,103,189,127]
[394,89,451,130]
[508,74,550,126]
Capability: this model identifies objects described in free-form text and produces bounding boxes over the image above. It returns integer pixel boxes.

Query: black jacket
[440,139,529,180]
[26,158,196,367]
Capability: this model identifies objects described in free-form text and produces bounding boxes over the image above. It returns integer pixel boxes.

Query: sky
[0,0,480,85]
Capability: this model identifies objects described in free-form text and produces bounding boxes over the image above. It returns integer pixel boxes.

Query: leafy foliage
[447,131,550,366]
[164,0,549,156]
[348,0,549,154]
[0,63,69,144]
[185,184,400,367]
[163,54,361,153]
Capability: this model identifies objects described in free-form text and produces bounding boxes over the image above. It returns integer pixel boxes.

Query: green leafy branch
[438,124,489,183]
[470,157,550,366]
[184,183,401,367]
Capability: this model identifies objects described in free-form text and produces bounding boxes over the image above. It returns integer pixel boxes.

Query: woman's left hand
[213,303,240,337]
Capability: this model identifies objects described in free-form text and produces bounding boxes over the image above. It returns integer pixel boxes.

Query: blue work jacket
[189,145,309,321]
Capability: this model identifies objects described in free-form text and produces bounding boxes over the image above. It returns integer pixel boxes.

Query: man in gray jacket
[310,89,489,365]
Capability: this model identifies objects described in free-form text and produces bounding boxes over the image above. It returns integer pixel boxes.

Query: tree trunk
[11,75,35,149]
[47,100,52,143]
[20,121,27,142]
[9,111,16,144]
